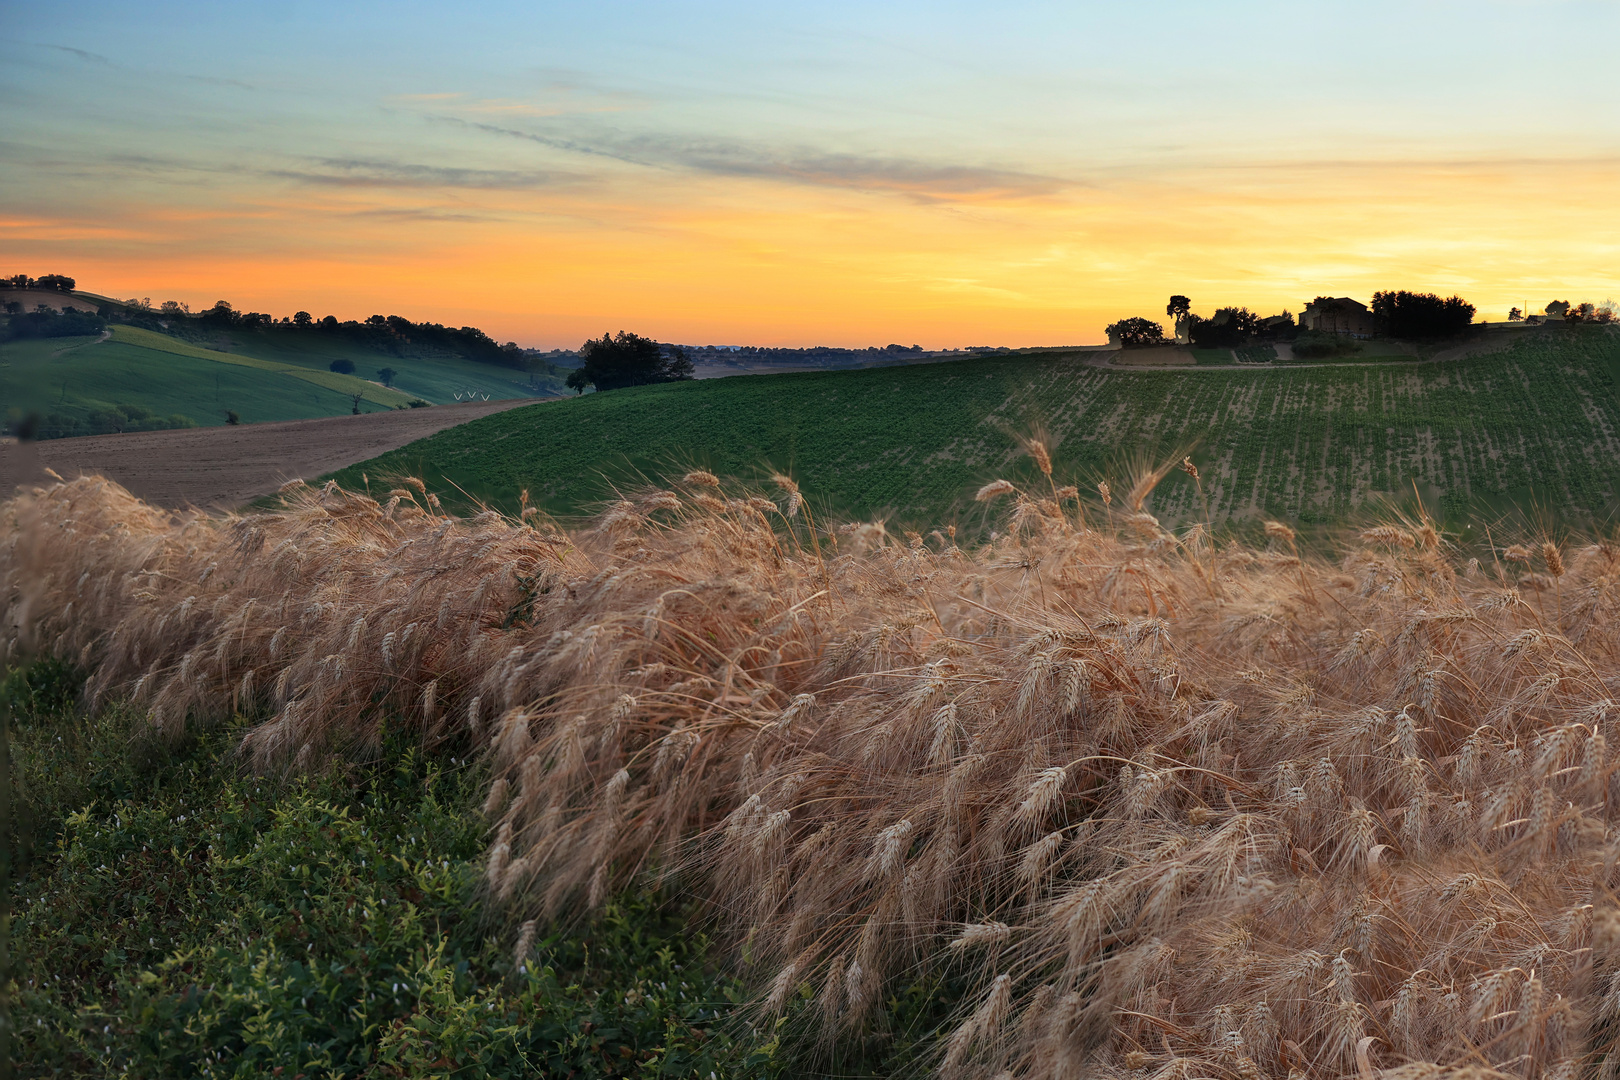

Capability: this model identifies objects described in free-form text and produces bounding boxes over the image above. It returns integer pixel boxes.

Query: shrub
[1291,329,1363,359]
[8,671,779,1078]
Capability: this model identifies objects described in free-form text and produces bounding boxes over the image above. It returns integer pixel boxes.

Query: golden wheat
[7,470,1620,1079]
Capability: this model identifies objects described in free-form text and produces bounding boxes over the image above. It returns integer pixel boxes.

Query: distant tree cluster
[157,300,536,373]
[1557,301,1617,324]
[566,332,694,393]
[1189,307,1270,348]
[1105,317,1167,348]
[1370,291,1475,339]
[5,273,76,292]
[2,307,105,341]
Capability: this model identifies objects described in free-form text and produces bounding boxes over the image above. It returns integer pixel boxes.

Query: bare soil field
[1105,344,1195,366]
[1,288,102,314]
[0,399,530,510]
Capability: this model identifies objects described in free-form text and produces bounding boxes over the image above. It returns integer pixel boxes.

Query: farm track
[0,399,532,510]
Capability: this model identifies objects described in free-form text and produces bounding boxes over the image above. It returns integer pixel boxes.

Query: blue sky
[5,1,1618,345]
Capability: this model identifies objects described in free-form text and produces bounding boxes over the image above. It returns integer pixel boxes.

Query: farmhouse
[1300,297,1376,338]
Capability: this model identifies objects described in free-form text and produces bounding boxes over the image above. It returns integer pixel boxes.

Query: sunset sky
[5,1,1619,348]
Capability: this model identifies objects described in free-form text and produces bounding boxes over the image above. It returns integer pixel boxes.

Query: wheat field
[7,459,1620,1080]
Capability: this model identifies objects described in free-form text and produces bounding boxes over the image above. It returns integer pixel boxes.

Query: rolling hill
[1,317,561,438]
[323,325,1620,534]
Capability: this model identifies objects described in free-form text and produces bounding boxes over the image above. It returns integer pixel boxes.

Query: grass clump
[19,465,1620,1077]
[6,665,778,1078]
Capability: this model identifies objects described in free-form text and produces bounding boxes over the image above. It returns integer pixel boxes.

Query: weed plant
[7,667,782,1077]
[11,460,1620,1077]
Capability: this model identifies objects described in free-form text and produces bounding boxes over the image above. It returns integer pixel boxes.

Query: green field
[325,327,1620,533]
[1,324,553,437]
[179,326,558,404]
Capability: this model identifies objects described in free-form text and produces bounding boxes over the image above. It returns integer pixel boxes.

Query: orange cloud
[19,152,1620,348]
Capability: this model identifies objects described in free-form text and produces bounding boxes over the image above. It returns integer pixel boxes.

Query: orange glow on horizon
[12,154,1620,349]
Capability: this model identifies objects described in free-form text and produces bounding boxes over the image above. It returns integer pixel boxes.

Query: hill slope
[325,326,1620,530]
[0,326,430,437]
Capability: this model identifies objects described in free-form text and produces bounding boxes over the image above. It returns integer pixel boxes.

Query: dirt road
[0,400,535,510]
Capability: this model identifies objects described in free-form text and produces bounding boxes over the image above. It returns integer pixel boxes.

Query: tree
[377,367,397,387]
[294,311,313,328]
[200,300,240,328]
[225,410,240,425]
[6,274,34,289]
[1509,307,1523,322]
[1166,295,1191,320]
[1189,307,1261,348]
[329,359,356,374]
[351,393,364,415]
[565,331,695,393]
[1371,291,1475,338]
[1106,317,1167,348]
[36,274,76,292]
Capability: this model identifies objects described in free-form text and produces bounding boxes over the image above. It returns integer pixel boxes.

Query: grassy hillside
[0,326,430,437]
[177,325,558,405]
[327,326,1620,531]
[2,306,564,437]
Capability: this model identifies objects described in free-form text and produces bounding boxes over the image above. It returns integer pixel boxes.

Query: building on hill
[1300,297,1376,338]
[1526,301,1570,325]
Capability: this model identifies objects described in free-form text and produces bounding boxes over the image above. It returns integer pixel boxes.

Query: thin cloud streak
[40,43,112,65]
[268,157,578,191]
[440,115,1071,202]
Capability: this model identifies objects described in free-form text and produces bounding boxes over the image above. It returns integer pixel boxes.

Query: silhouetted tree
[377,367,397,387]
[293,310,313,328]
[329,359,356,374]
[1105,317,1167,348]
[1371,291,1475,338]
[6,274,34,289]
[566,332,695,393]
[1166,295,1191,320]
[1189,307,1261,347]
[1509,307,1523,321]
[36,274,76,292]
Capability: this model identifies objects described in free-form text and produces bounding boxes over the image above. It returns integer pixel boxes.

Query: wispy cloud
[41,44,112,65]
[267,157,577,190]
[439,116,1069,202]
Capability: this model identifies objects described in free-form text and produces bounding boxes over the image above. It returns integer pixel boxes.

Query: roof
[1307,296,1368,312]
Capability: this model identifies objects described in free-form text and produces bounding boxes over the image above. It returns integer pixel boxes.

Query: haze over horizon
[5,0,1618,349]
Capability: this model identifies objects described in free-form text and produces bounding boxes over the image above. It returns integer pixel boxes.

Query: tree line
[1107,290,1479,349]
[5,273,77,292]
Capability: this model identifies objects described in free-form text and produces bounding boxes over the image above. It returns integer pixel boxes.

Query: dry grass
[8,467,1620,1079]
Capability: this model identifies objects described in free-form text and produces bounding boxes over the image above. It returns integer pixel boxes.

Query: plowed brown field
[0,399,532,510]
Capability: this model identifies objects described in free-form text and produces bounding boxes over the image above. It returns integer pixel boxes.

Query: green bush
[8,667,779,1078]
[1290,330,1362,360]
